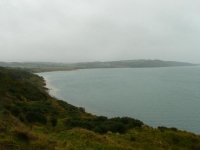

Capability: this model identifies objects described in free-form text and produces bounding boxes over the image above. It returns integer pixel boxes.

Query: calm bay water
[37,66,200,134]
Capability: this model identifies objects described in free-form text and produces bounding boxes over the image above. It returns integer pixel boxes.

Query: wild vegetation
[0,67,200,150]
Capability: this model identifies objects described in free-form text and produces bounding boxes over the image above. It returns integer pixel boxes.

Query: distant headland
[0,59,197,73]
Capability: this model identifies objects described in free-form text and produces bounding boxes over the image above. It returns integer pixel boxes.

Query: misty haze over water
[1,0,200,63]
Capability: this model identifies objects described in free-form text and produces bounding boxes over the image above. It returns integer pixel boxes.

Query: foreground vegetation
[0,67,200,150]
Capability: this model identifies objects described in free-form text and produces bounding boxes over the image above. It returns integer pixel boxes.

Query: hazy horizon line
[0,59,197,64]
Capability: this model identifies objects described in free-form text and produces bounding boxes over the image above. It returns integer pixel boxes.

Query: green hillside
[0,67,200,150]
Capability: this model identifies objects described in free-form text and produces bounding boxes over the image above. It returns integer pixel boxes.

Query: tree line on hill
[0,59,197,73]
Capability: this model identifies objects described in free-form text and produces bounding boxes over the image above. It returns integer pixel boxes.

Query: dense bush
[26,112,47,124]
[10,106,21,116]
[158,126,178,132]
[57,100,78,111]
[0,67,48,101]
[66,116,143,134]
[22,102,58,116]
[50,117,58,127]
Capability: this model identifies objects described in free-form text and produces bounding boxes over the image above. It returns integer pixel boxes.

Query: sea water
[37,66,200,134]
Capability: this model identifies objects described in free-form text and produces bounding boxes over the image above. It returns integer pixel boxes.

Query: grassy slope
[0,67,200,150]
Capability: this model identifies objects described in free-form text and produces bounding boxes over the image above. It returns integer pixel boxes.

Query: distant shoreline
[33,64,199,74]
[1,59,198,73]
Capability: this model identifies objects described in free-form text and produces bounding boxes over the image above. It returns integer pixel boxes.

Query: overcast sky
[0,0,200,63]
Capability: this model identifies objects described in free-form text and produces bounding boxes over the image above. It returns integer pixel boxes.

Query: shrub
[65,116,143,134]
[13,131,30,142]
[19,115,25,122]
[79,107,85,113]
[94,116,107,122]
[26,112,47,124]
[170,127,178,132]
[50,117,58,127]
[130,136,136,142]
[110,122,126,133]
[10,106,21,116]
[158,126,168,132]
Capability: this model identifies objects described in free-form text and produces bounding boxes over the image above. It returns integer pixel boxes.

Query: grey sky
[0,0,200,63]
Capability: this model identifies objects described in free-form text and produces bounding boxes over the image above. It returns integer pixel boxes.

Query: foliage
[158,126,178,132]
[65,116,143,134]
[50,117,58,127]
[10,106,21,116]
[0,67,200,150]
[0,67,48,101]
[25,112,47,124]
